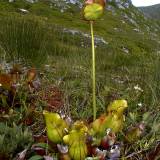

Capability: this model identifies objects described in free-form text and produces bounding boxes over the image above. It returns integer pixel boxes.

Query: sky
[132,0,160,7]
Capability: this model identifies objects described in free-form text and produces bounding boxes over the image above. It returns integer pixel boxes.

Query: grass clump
[0,123,33,160]
[0,15,48,66]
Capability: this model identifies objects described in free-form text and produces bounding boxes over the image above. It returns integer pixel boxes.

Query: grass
[0,10,159,118]
[0,14,48,66]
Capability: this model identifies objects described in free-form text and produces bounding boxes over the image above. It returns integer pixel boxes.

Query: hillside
[0,0,160,57]
[1,0,160,159]
[139,3,160,20]
[0,0,159,114]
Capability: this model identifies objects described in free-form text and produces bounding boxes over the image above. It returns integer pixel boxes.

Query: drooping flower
[83,0,106,21]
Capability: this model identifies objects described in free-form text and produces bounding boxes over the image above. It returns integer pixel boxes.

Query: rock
[133,28,140,32]
[48,0,82,11]
[18,9,29,14]
[122,47,129,54]
[123,14,138,26]
[26,0,38,3]
[9,0,14,2]
[108,0,132,9]
[107,5,117,15]
[117,3,125,9]
[63,28,108,46]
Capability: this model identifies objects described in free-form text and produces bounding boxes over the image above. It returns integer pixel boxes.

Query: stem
[90,21,96,121]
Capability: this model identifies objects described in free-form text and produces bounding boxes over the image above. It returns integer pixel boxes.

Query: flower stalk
[90,21,96,121]
[83,0,106,121]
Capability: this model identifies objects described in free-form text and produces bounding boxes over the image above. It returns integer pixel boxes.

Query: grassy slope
[139,3,160,20]
[0,1,160,150]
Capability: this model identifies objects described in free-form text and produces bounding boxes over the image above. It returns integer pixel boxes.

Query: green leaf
[43,111,69,144]
[1,95,8,107]
[34,143,52,150]
[34,143,48,149]
[142,112,150,122]
[63,121,88,160]
[28,155,43,160]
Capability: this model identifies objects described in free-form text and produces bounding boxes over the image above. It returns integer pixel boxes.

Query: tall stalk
[83,0,106,121]
[90,21,96,121]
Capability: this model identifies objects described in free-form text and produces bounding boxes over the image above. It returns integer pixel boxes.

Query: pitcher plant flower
[82,0,106,120]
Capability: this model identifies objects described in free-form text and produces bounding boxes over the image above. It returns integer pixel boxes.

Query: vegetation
[139,3,160,20]
[0,123,33,160]
[0,0,160,159]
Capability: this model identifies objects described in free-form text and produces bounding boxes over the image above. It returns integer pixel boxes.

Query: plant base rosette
[42,100,128,160]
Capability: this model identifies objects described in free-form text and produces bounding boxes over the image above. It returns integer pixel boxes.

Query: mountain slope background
[139,3,160,20]
[1,0,160,59]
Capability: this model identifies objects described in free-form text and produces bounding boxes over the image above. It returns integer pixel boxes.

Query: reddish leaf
[33,135,48,143]
[146,141,160,160]
[100,130,116,150]
[41,86,64,111]
[10,64,23,83]
[0,74,12,90]
[27,68,36,81]
[33,147,46,156]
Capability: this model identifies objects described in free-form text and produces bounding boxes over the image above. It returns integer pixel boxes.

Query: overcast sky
[132,0,160,7]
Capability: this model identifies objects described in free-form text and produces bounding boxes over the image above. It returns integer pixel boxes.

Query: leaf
[146,141,160,160]
[28,155,43,160]
[43,110,69,143]
[142,112,150,122]
[125,123,145,143]
[33,135,48,143]
[43,156,54,160]
[1,95,8,107]
[10,64,22,75]
[27,68,37,82]
[0,74,12,90]
[32,142,52,152]
[33,143,49,149]
[63,121,88,160]
[106,99,128,113]
[32,143,49,156]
